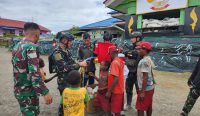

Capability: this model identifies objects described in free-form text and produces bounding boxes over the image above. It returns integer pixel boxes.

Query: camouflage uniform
[78,42,95,86]
[53,47,80,95]
[52,47,80,116]
[181,58,200,115]
[11,39,49,116]
[125,49,141,106]
[182,88,200,115]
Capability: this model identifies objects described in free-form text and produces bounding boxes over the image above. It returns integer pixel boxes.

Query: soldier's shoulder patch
[54,52,62,60]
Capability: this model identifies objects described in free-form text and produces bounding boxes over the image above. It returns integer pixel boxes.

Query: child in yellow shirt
[61,70,90,116]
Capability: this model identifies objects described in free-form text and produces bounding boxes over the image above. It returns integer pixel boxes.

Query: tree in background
[67,26,85,39]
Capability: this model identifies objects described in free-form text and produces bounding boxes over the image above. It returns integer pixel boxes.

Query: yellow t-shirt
[62,88,90,116]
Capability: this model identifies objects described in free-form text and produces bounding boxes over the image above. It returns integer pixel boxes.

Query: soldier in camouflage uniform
[78,33,96,86]
[50,31,87,116]
[124,32,143,110]
[180,58,200,116]
[11,23,52,116]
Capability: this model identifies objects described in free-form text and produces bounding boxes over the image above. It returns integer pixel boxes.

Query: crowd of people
[11,22,200,116]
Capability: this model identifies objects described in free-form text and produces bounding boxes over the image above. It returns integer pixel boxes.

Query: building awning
[104,0,124,8]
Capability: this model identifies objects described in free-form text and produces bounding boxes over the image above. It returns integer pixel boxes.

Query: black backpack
[48,50,57,74]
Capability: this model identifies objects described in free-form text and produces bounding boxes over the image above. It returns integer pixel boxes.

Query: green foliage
[67,26,85,39]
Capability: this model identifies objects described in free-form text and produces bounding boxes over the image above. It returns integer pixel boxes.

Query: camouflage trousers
[16,95,39,116]
[182,88,200,114]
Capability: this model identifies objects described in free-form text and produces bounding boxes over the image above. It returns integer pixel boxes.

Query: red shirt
[108,57,125,94]
[94,41,114,63]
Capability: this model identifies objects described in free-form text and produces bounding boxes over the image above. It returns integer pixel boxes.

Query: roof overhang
[111,12,126,20]
[104,0,125,8]
[81,23,125,32]
[104,0,136,14]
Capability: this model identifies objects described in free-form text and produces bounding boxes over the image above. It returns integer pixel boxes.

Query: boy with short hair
[136,42,155,116]
[61,70,90,116]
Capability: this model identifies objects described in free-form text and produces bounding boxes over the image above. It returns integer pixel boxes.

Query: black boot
[126,93,133,106]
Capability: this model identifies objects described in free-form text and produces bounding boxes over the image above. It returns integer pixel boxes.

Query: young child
[89,60,111,115]
[136,42,155,116]
[39,58,47,81]
[61,70,90,116]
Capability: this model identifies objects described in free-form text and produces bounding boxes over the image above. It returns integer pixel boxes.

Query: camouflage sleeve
[54,51,80,72]
[189,58,200,82]
[27,46,49,96]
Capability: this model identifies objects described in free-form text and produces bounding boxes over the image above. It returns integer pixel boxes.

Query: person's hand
[187,80,191,87]
[88,72,95,77]
[187,80,193,88]
[78,60,87,67]
[105,91,111,99]
[139,91,145,101]
[43,93,53,105]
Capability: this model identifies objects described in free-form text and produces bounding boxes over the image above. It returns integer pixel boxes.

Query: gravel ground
[0,47,199,116]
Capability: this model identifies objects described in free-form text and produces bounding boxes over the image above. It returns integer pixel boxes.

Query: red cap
[136,42,152,50]
[109,45,118,53]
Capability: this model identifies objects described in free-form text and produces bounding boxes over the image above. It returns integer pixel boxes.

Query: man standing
[125,32,143,110]
[78,32,96,86]
[11,22,52,116]
[180,58,200,116]
[106,46,125,116]
[136,42,155,116]
[94,32,114,63]
[50,31,87,115]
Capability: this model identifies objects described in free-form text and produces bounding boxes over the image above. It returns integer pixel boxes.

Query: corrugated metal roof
[0,18,51,32]
[80,18,122,30]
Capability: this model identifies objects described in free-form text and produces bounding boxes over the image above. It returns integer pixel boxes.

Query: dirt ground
[0,47,200,116]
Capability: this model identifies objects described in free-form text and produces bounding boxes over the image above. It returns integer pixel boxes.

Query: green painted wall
[137,15,143,29]
[189,0,200,7]
[180,9,185,25]
[127,2,136,15]
[115,0,136,14]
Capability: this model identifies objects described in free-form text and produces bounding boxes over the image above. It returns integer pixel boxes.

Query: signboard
[136,0,188,14]
[125,15,137,39]
[184,7,200,35]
